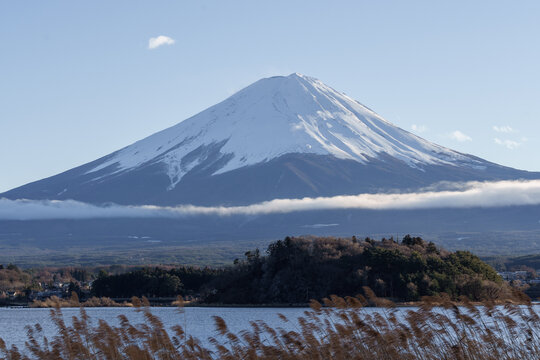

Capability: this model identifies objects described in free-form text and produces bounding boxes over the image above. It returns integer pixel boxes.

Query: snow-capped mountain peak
[87,73,480,189]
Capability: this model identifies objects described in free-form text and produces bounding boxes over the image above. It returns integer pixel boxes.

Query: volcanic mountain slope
[2,73,537,206]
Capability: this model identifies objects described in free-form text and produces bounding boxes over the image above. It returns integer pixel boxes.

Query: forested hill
[92,235,513,304]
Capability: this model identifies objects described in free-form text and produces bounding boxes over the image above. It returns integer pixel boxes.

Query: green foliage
[6,263,19,272]
[92,266,223,298]
[92,267,183,298]
[401,234,424,247]
[203,235,509,304]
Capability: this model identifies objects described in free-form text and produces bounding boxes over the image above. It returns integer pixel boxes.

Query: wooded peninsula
[3,235,535,306]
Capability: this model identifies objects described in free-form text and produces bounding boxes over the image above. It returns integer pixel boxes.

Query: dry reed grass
[1,291,539,359]
[30,293,125,308]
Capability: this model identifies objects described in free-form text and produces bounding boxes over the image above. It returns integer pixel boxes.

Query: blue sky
[1,1,540,192]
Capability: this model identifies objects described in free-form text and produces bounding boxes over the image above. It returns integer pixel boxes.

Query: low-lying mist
[2,179,540,220]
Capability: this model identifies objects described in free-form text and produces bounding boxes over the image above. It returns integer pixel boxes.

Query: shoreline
[2,300,538,309]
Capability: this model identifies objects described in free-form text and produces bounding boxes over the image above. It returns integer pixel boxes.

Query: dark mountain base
[1,205,540,266]
[3,154,539,206]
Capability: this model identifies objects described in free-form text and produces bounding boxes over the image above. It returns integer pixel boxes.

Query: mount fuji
[3,73,540,265]
[2,73,536,206]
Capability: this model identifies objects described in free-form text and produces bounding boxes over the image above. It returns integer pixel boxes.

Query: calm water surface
[1,304,538,352]
[0,307,308,350]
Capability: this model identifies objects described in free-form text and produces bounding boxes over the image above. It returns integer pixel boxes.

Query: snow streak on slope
[87,73,483,189]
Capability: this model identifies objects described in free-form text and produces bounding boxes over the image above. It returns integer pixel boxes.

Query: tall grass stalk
[1,291,538,359]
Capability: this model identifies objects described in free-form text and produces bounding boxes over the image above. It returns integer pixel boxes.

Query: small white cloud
[493,125,516,133]
[449,130,472,142]
[494,138,522,150]
[411,124,427,133]
[148,35,175,49]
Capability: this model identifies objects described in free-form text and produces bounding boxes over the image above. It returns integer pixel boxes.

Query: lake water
[1,304,539,353]
[0,306,308,351]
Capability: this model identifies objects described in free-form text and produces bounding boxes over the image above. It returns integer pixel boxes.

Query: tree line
[91,235,512,303]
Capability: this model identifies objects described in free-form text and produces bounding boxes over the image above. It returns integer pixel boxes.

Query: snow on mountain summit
[87,73,482,189]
